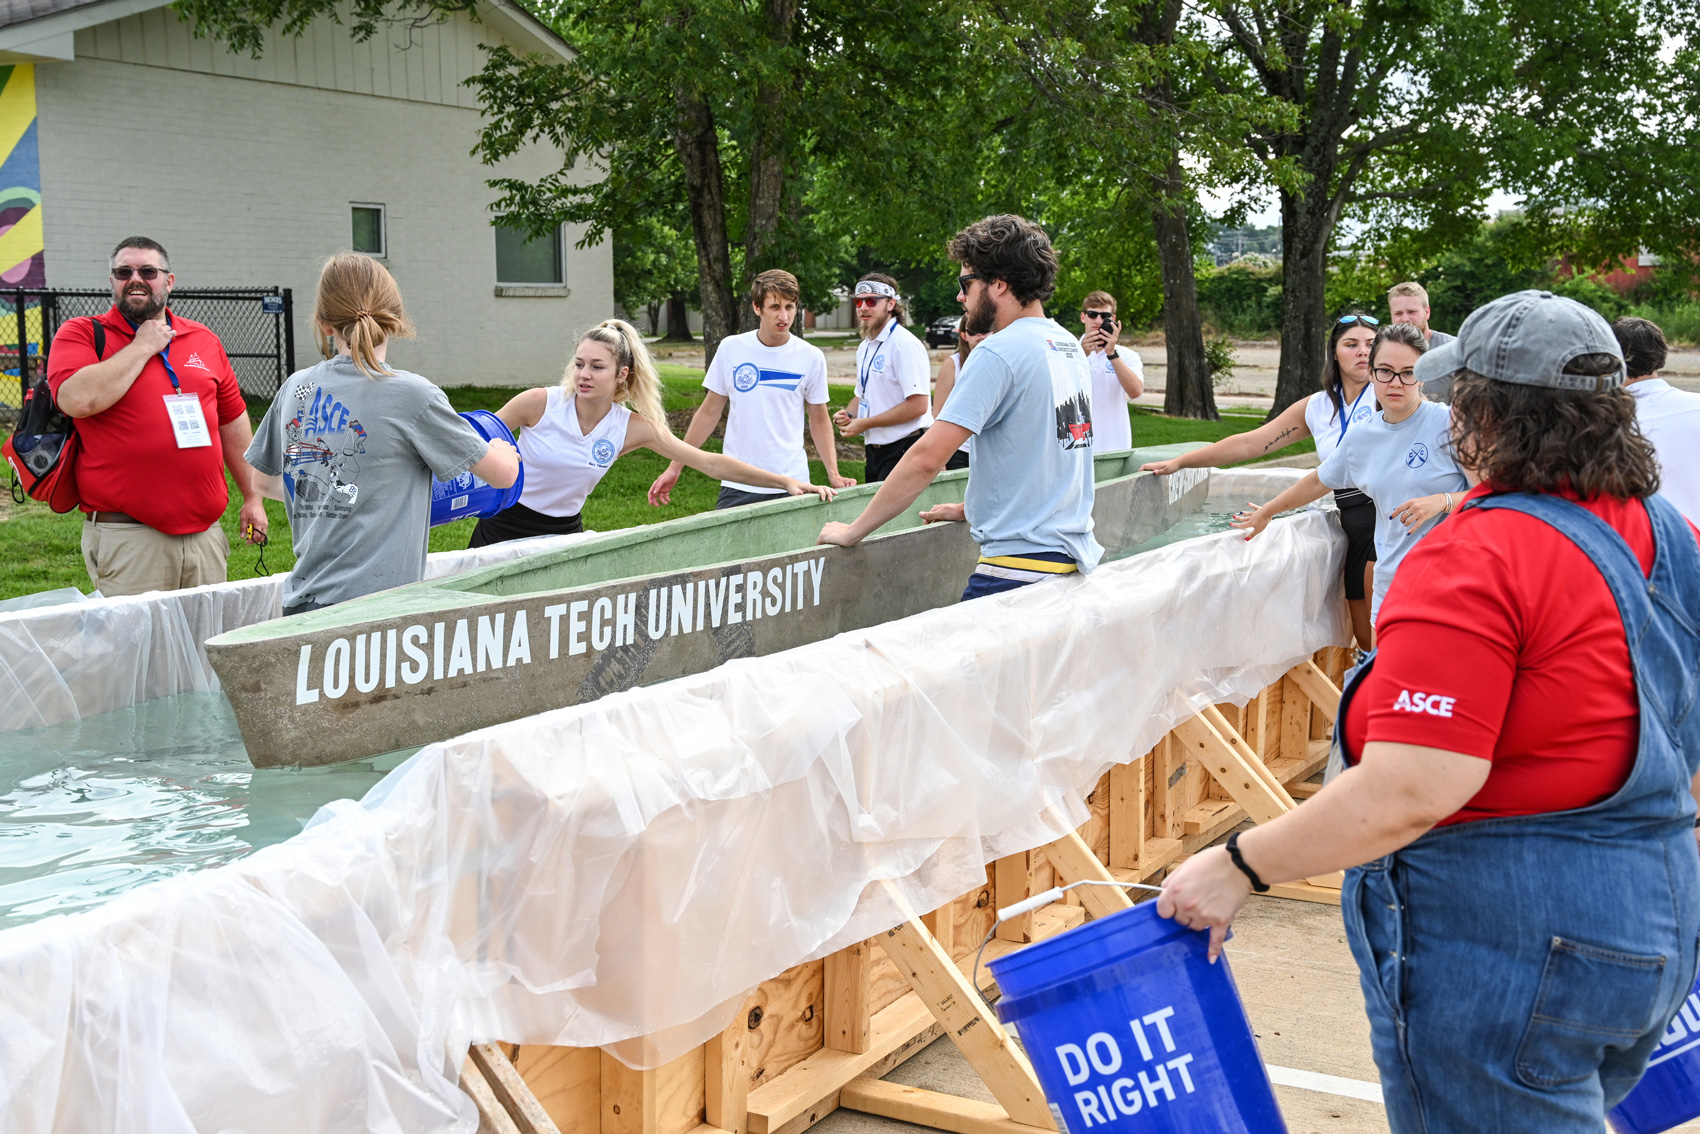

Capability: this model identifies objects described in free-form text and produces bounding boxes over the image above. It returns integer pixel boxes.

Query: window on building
[494,219,564,285]
[351,204,386,257]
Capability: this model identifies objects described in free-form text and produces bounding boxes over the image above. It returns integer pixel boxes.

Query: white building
[0,0,610,388]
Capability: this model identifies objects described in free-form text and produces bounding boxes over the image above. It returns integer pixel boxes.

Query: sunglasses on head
[1337,314,1379,328]
[111,266,166,282]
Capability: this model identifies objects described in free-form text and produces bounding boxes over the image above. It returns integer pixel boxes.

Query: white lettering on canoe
[289,559,832,700]
[569,600,590,656]
[544,603,566,659]
[296,644,319,704]
[507,610,531,667]
[447,619,473,678]
[401,625,428,684]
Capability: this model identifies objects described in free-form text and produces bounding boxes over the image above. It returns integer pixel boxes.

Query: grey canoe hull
[207,451,1209,767]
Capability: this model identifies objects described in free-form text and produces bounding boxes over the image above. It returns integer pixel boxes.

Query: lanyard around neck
[859,324,892,396]
[1338,381,1370,442]
[125,311,180,393]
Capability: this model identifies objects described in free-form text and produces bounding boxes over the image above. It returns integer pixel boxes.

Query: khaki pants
[81,519,229,597]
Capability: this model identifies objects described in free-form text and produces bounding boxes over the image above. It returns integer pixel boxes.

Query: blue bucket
[988,901,1285,1134]
[429,410,524,527]
[1610,975,1700,1133]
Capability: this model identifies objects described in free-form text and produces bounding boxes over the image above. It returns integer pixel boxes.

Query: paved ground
[813,892,1700,1134]
[651,335,1700,415]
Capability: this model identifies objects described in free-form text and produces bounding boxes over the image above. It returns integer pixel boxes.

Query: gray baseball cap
[1413,289,1626,392]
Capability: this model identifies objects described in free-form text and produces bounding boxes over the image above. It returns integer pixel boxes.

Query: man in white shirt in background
[1613,315,1700,524]
[1078,289,1144,452]
[835,274,933,481]
[1390,282,1458,403]
[651,269,853,510]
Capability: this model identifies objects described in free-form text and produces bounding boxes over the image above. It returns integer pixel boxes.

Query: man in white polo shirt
[1613,315,1700,523]
[834,274,933,481]
[650,269,853,509]
[1079,289,1144,452]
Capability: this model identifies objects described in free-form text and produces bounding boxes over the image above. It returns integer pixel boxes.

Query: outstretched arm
[1225,470,1331,540]
[1140,397,1312,475]
[630,416,835,502]
[650,391,728,506]
[817,421,970,547]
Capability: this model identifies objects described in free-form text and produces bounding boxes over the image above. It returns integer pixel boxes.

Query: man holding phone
[1079,290,1143,452]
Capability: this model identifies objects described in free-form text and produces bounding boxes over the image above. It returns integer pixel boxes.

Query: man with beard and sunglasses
[818,215,1101,600]
[48,237,266,596]
[834,274,933,481]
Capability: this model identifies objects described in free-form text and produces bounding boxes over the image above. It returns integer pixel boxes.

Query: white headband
[854,280,898,299]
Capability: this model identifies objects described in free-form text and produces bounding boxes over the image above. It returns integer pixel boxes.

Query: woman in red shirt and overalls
[1161,290,1700,1133]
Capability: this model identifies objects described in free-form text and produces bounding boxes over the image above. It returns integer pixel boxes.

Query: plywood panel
[948,870,995,962]
[514,1046,600,1134]
[1080,771,1110,863]
[743,960,824,1092]
[656,1047,706,1134]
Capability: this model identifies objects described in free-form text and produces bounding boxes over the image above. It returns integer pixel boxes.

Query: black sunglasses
[111,266,166,281]
[1083,309,1115,322]
[957,273,985,294]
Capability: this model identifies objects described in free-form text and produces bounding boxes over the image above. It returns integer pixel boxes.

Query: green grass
[0,370,1299,601]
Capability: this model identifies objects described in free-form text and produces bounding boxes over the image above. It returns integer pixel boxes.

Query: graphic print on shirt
[182,352,213,373]
[283,384,367,518]
[592,438,616,466]
[1046,337,1094,449]
[1406,443,1429,468]
[733,362,805,393]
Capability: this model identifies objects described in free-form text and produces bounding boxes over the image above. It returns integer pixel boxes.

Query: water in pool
[0,693,410,929]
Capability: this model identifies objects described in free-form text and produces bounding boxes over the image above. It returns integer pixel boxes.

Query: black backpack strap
[90,316,104,359]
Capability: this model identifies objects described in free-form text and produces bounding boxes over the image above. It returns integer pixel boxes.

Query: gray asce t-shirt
[939,316,1103,571]
[247,356,488,608]
[1420,330,1457,402]
[1317,399,1467,616]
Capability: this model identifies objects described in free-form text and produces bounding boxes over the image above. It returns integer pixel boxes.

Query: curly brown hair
[1449,360,1659,500]
[947,214,1058,306]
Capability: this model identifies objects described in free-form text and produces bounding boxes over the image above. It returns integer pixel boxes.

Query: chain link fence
[0,287,295,424]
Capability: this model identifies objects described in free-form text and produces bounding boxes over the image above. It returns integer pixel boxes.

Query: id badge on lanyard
[135,313,212,448]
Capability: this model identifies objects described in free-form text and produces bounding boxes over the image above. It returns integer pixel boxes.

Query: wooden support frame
[480,651,1348,1134]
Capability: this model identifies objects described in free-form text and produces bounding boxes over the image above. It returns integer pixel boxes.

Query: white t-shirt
[703,329,829,493]
[1082,341,1143,452]
[855,318,934,446]
[1630,378,1700,525]
[1303,383,1376,465]
[516,387,631,517]
[936,354,972,455]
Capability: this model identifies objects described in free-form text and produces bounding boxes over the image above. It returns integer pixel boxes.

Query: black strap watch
[1225,832,1270,893]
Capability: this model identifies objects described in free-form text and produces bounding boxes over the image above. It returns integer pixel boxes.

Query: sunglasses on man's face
[853,296,887,309]
[1083,310,1115,323]
[957,274,985,295]
[111,266,166,282]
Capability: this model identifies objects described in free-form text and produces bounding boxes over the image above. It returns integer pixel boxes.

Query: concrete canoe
[206,445,1210,767]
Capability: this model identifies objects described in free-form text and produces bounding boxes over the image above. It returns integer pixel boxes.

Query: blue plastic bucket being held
[1610,974,1700,1134]
[429,410,524,527]
[987,900,1286,1134]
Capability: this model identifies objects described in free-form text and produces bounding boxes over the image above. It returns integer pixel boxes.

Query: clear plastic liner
[0,532,597,733]
[0,503,1346,1133]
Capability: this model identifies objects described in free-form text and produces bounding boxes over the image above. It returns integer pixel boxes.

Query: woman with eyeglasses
[1231,323,1469,624]
[1141,311,1383,649]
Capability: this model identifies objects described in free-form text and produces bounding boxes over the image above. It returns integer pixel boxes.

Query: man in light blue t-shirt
[817,214,1103,600]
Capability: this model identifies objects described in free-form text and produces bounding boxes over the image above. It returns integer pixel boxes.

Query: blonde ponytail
[569,319,667,430]
[314,252,415,378]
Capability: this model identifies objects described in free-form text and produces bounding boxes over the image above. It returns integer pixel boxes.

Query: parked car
[925,315,961,349]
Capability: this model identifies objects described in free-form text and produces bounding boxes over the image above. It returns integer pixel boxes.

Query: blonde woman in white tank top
[470,320,837,547]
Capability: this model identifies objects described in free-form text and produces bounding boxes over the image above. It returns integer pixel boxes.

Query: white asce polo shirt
[855,318,934,446]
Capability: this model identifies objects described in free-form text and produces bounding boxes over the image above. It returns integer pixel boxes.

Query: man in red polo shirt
[48,237,266,596]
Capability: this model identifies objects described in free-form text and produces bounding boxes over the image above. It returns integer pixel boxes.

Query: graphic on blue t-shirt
[592,438,616,466]
[732,364,805,393]
[1406,442,1429,468]
[283,384,366,514]
[1047,338,1093,450]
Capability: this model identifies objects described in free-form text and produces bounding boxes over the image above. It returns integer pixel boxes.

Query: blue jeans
[1337,492,1700,1133]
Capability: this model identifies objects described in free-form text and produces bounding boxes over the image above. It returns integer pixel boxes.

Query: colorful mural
[0,64,43,289]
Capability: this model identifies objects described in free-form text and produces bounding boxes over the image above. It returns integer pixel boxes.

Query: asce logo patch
[1393,689,1456,718]
[1406,443,1429,469]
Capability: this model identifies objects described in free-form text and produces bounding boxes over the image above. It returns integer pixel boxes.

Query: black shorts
[469,501,584,548]
[944,449,970,471]
[1336,492,1378,601]
[715,486,787,510]
[864,429,925,482]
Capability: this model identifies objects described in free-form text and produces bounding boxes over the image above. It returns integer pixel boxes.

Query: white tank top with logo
[516,386,632,517]
[1304,383,1375,463]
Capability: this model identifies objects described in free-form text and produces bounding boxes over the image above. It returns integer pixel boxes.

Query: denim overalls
[1337,492,1700,1133]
